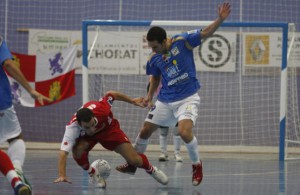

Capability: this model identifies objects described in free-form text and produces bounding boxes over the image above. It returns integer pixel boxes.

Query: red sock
[0,150,21,188]
[138,153,153,173]
[73,151,90,170]
[0,150,15,175]
[11,177,21,188]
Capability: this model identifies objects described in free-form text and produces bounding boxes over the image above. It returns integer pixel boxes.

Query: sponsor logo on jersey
[63,141,68,145]
[171,46,180,56]
[167,72,189,86]
[165,64,180,78]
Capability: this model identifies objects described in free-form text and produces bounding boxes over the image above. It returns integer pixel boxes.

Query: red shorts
[76,119,131,151]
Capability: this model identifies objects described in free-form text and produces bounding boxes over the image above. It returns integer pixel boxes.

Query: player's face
[81,117,99,135]
[148,40,167,54]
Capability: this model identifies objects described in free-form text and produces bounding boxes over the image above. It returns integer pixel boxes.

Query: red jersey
[60,93,131,152]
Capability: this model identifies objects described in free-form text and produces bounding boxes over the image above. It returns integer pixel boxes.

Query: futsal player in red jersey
[54,90,168,187]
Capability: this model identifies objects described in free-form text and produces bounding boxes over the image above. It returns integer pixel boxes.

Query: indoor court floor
[0,150,299,195]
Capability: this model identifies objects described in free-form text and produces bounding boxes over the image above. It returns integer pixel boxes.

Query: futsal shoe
[158,153,168,162]
[14,183,31,195]
[89,171,106,188]
[115,163,137,175]
[15,168,32,192]
[192,161,203,186]
[174,153,183,162]
[148,166,168,185]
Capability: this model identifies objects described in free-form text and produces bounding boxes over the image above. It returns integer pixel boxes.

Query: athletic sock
[0,150,22,188]
[173,135,181,154]
[134,136,148,153]
[159,135,168,153]
[138,153,153,173]
[184,136,200,164]
[7,139,26,170]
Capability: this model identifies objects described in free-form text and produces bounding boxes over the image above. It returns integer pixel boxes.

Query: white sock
[173,135,181,155]
[159,135,167,153]
[7,139,26,171]
[134,136,148,153]
[184,136,200,164]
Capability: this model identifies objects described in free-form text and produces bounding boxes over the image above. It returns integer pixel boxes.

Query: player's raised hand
[53,176,72,184]
[29,90,52,105]
[218,2,231,20]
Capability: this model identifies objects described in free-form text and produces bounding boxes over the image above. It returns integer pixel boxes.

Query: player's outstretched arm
[3,59,52,105]
[201,2,231,39]
[53,150,72,184]
[105,90,145,108]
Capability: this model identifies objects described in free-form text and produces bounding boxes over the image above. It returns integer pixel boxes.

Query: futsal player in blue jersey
[116,2,231,186]
[0,36,51,194]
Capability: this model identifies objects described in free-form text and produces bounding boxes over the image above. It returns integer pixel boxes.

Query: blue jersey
[146,29,201,103]
[0,38,13,110]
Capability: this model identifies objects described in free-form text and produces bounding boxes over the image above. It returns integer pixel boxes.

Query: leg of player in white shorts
[134,93,199,153]
[134,93,203,185]
[0,106,31,189]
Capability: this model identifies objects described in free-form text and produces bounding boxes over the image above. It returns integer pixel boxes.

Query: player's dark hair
[147,26,167,44]
[76,108,94,125]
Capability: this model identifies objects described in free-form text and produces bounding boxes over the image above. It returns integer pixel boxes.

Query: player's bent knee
[177,129,193,143]
[72,142,89,158]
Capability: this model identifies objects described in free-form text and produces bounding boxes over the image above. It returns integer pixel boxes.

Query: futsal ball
[91,159,111,179]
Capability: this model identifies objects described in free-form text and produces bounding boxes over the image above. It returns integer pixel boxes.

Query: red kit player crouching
[53,90,168,187]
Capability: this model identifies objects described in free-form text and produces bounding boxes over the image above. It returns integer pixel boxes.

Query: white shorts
[145,93,200,127]
[0,106,22,143]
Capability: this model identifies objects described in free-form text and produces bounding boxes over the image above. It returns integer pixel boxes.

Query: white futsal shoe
[148,166,169,185]
[158,153,168,162]
[174,153,183,162]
